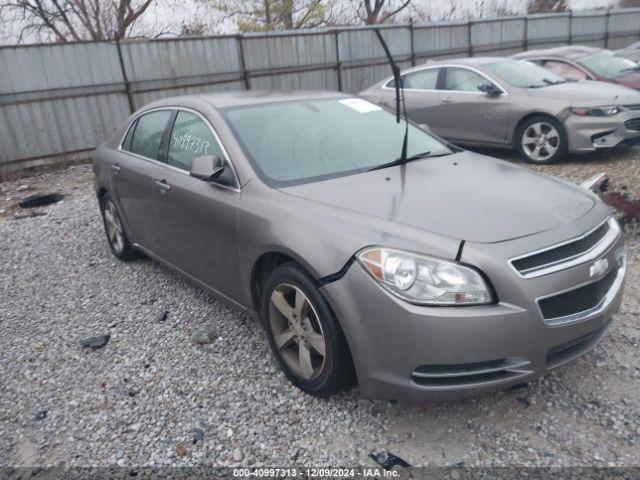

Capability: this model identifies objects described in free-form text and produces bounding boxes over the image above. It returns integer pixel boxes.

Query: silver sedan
[360,57,640,164]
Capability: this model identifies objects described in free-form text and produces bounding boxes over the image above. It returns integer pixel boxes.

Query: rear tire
[260,263,353,397]
[516,116,567,164]
[100,193,138,261]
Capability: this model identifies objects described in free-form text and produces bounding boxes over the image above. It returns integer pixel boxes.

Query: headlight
[570,105,620,117]
[357,247,494,306]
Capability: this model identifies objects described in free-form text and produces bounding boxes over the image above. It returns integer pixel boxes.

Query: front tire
[100,193,137,261]
[516,116,567,164]
[260,263,353,397]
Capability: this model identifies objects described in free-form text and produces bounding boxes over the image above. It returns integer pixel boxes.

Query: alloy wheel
[521,122,560,162]
[103,200,124,254]
[268,284,326,380]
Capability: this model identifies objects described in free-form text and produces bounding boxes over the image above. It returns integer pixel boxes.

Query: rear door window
[128,110,172,160]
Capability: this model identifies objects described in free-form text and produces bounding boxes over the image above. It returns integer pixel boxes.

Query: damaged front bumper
[320,223,626,402]
[564,110,640,152]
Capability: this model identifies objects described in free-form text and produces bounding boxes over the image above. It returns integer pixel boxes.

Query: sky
[0,0,623,45]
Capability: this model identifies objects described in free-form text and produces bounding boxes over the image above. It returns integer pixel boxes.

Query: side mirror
[190,155,224,181]
[478,83,502,97]
[419,123,432,132]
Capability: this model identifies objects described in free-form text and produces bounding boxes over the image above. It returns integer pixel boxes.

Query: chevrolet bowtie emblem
[590,258,609,278]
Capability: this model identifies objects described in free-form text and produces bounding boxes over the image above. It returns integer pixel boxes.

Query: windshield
[577,51,639,78]
[224,98,453,186]
[484,59,567,88]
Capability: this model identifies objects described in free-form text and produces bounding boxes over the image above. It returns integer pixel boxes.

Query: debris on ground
[232,447,243,462]
[191,326,217,345]
[582,173,640,222]
[191,428,204,445]
[175,443,188,457]
[80,334,110,350]
[18,193,64,209]
[368,451,411,470]
[12,211,47,220]
[156,310,168,322]
[34,410,47,421]
[16,185,29,192]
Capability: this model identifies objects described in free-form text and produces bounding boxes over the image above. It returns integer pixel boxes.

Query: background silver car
[360,57,640,164]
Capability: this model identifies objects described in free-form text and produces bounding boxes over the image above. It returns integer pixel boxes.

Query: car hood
[526,80,640,104]
[610,71,640,90]
[278,151,595,244]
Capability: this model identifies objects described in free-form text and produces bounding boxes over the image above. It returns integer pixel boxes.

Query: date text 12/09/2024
[233,468,400,477]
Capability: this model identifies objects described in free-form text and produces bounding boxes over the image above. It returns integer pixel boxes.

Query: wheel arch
[249,248,321,311]
[252,250,358,389]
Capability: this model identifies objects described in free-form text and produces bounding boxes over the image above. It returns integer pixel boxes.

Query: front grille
[512,221,610,274]
[624,104,640,111]
[624,117,640,131]
[411,358,531,387]
[538,267,618,320]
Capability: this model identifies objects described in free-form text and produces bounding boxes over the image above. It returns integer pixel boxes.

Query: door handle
[441,97,455,104]
[111,163,121,174]
[155,179,171,193]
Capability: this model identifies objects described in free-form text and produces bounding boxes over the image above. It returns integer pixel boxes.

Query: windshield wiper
[374,29,409,165]
[367,151,433,172]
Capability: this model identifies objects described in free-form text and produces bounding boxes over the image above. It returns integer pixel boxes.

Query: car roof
[143,90,349,110]
[514,45,603,61]
[419,56,507,68]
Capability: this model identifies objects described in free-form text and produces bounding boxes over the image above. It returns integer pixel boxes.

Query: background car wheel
[100,193,138,261]
[260,263,353,397]
[516,116,567,164]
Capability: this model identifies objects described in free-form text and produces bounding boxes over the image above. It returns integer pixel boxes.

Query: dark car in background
[513,46,640,90]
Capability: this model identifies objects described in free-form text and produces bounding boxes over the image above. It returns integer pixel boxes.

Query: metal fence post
[409,19,416,66]
[468,20,474,57]
[523,16,529,51]
[604,9,611,48]
[568,10,573,44]
[237,35,251,90]
[114,37,135,113]
[334,29,342,92]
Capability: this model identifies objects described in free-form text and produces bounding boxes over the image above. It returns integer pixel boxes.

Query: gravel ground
[1,148,640,469]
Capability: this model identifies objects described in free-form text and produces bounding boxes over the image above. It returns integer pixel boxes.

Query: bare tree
[526,0,569,14]
[618,0,640,6]
[359,0,411,24]
[1,0,156,42]
[212,0,340,32]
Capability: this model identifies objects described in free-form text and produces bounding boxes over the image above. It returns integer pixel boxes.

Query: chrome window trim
[509,217,618,279]
[381,64,510,96]
[536,250,626,327]
[117,106,241,192]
